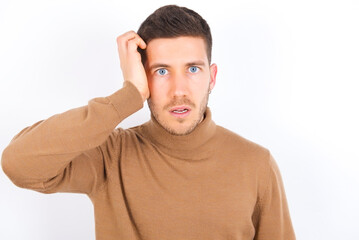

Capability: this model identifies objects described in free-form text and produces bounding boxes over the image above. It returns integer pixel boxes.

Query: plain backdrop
[1,0,358,239]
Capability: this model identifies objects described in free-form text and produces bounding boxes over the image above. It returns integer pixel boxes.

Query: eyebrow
[148,60,206,71]
[148,63,170,71]
[186,61,206,67]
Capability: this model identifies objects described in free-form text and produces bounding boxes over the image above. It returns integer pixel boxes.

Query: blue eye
[157,68,168,75]
[189,66,199,73]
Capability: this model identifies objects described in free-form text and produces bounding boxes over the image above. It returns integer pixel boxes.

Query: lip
[170,109,191,118]
[169,105,192,118]
[169,105,192,112]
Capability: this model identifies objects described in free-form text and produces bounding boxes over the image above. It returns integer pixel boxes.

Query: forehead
[145,36,208,66]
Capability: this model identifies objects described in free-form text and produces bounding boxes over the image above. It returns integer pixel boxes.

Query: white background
[1,0,358,239]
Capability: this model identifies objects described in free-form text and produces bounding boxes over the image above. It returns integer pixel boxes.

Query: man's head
[138,5,217,136]
[137,5,212,65]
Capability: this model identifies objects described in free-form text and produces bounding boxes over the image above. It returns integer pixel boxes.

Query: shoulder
[215,125,270,157]
[213,125,273,173]
[214,125,275,188]
[96,127,142,152]
[110,125,148,146]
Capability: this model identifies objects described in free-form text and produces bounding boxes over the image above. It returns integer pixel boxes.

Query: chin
[164,118,199,136]
[166,126,194,136]
[148,101,203,136]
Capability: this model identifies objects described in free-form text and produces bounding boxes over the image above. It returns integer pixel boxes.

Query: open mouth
[170,106,191,118]
[172,109,189,113]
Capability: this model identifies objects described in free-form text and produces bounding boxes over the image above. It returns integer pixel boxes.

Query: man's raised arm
[1,31,149,195]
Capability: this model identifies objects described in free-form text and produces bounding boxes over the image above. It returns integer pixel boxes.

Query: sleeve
[253,153,296,240]
[1,81,143,196]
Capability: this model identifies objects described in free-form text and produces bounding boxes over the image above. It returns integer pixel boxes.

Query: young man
[1,5,296,240]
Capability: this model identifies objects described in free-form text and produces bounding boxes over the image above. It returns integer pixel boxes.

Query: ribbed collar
[140,107,217,160]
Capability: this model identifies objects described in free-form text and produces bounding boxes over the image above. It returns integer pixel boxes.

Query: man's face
[145,36,217,136]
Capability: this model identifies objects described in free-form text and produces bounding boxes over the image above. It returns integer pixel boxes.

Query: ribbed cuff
[106,81,144,121]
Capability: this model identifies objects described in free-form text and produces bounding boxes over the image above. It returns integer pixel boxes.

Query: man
[1,5,296,240]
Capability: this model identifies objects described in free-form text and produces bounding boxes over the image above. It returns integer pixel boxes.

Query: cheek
[149,75,171,94]
[149,80,163,95]
[190,71,210,85]
[148,81,167,105]
[147,76,157,95]
[193,76,211,94]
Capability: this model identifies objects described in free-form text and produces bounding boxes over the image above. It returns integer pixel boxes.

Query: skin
[116,31,217,135]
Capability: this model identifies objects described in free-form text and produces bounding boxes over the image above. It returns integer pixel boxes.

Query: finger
[117,34,146,57]
[116,31,138,52]
[117,31,144,47]
[136,36,147,49]
[116,30,137,43]
[127,36,146,52]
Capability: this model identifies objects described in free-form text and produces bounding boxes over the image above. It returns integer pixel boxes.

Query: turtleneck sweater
[1,81,296,240]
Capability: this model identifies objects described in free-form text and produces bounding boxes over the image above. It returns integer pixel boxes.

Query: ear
[209,63,218,91]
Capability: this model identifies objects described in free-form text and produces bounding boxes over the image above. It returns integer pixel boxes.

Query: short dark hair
[137,5,212,65]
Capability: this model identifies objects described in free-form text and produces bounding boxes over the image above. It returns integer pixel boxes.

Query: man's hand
[116,31,149,102]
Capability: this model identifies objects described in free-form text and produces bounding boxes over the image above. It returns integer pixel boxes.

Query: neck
[140,107,217,160]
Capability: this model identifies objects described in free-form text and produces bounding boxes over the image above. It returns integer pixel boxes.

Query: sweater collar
[140,107,217,160]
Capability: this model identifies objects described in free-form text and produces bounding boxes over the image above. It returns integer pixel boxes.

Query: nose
[170,71,189,98]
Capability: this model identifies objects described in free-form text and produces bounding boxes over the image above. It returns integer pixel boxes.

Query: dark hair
[137,5,212,65]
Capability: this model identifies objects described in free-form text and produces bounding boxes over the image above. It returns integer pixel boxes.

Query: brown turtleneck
[1,81,296,240]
